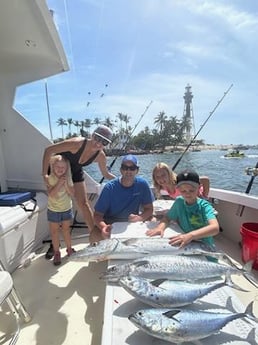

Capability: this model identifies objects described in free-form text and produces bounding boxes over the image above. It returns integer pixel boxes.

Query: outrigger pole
[172,84,233,171]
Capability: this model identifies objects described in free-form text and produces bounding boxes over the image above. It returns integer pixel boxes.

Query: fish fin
[151,279,168,287]
[224,275,249,292]
[224,259,258,288]
[133,260,150,268]
[245,328,257,342]
[225,296,235,313]
[244,300,258,323]
[121,238,136,245]
[243,264,258,288]
[163,310,180,319]
[192,340,203,345]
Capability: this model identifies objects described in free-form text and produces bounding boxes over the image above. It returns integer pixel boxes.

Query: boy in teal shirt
[146,169,219,247]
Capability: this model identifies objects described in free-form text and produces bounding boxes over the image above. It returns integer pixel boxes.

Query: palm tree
[154,111,167,132]
[117,112,125,130]
[56,117,67,139]
[93,117,101,126]
[67,118,73,137]
[123,114,131,133]
[84,118,92,136]
[73,120,80,135]
[103,116,114,130]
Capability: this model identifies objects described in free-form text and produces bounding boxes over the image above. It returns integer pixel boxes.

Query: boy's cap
[121,154,139,167]
[93,125,113,143]
[176,169,200,188]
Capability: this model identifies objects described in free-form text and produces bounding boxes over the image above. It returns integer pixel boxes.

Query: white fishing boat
[0,1,258,345]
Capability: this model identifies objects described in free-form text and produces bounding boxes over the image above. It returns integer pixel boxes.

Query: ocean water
[84,149,258,196]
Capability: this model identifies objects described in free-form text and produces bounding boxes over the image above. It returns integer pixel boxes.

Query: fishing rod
[103,100,153,179]
[172,84,234,171]
[236,161,258,217]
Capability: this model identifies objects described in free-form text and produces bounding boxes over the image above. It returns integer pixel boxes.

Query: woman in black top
[42,125,116,242]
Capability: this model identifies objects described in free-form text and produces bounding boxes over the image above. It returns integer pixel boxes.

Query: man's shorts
[47,209,73,223]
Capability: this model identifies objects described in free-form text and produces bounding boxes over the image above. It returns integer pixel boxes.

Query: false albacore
[70,237,219,262]
[100,255,255,284]
[119,275,247,308]
[128,297,258,343]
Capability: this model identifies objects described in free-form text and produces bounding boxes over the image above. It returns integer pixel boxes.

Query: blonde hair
[49,154,72,179]
[152,162,177,199]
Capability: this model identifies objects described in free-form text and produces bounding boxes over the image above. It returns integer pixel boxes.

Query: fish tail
[224,275,249,292]
[232,260,258,288]
[244,300,258,323]
[243,271,258,288]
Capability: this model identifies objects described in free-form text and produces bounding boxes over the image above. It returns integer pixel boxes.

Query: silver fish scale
[102,255,239,282]
[129,308,249,343]
[119,276,227,307]
[130,255,237,280]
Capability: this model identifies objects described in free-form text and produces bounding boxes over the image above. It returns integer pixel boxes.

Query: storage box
[0,192,48,272]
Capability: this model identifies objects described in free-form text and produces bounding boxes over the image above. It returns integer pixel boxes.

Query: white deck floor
[0,229,107,345]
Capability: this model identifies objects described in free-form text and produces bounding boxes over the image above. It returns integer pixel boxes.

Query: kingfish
[128,298,258,343]
[119,275,247,307]
[100,255,255,283]
[70,237,219,262]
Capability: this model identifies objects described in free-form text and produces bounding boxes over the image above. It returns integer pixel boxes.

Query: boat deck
[0,227,257,345]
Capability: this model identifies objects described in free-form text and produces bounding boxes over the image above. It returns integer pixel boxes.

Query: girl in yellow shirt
[46,155,75,265]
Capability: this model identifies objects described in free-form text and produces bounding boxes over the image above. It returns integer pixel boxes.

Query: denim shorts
[47,209,73,223]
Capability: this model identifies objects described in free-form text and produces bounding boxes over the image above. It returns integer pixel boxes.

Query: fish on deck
[128,297,258,343]
[100,255,255,284]
[70,237,220,262]
[119,275,247,308]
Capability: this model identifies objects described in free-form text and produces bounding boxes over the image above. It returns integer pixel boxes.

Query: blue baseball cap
[121,154,139,167]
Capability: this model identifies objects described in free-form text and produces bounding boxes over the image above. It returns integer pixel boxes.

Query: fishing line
[172,84,234,171]
[88,100,153,202]
[105,100,153,177]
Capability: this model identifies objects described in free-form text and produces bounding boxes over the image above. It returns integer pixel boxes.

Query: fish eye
[90,242,98,247]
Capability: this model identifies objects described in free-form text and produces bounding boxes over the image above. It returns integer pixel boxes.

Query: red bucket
[240,222,258,270]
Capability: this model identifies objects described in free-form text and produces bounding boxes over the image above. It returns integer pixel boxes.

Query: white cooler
[0,192,48,272]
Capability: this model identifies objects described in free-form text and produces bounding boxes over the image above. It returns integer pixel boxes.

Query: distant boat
[224,150,245,158]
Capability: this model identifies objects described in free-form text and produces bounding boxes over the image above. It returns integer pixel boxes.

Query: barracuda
[70,237,219,262]
[100,255,255,284]
[119,275,247,308]
[128,298,258,343]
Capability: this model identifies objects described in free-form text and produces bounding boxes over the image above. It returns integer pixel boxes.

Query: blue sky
[15,0,258,145]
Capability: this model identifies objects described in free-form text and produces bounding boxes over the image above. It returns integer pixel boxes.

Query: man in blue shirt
[91,154,154,242]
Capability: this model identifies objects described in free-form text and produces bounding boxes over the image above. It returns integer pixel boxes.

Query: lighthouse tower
[182,84,195,144]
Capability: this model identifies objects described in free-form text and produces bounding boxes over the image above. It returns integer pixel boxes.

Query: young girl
[45,154,75,266]
[152,162,210,200]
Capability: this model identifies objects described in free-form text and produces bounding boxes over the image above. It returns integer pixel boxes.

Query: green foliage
[53,111,204,150]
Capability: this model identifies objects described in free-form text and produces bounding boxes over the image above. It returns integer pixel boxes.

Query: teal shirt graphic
[167,196,216,245]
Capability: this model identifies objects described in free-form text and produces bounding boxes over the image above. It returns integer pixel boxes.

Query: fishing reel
[245,167,258,176]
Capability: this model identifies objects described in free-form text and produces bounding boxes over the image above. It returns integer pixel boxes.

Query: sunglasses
[121,164,138,171]
[93,134,109,146]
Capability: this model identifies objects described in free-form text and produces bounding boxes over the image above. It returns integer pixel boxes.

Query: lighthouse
[182,84,195,144]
